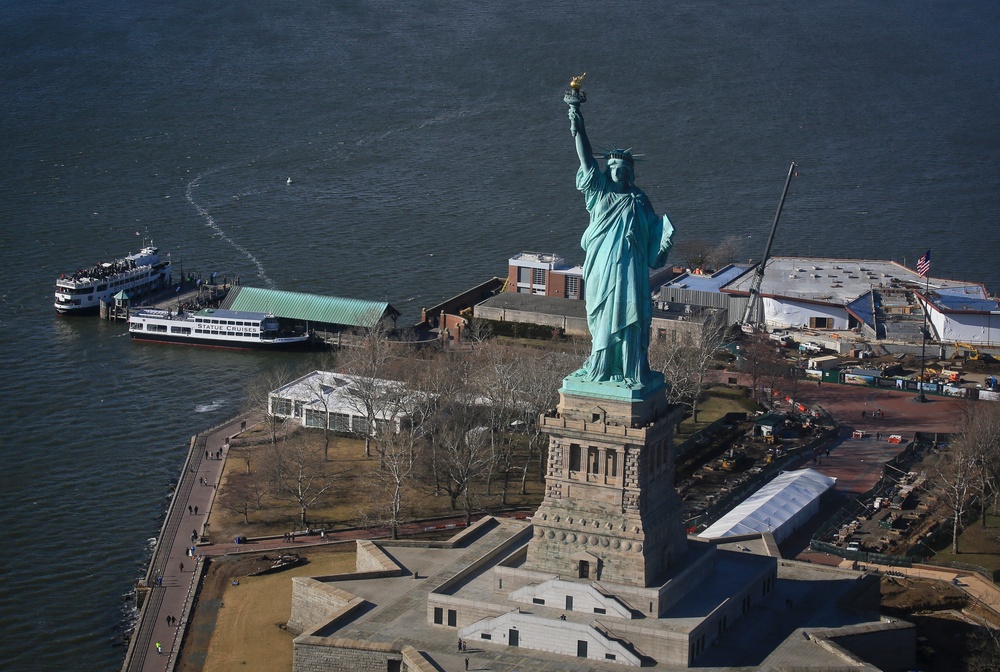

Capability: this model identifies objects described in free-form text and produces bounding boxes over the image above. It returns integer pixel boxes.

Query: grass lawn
[674,385,760,439]
[209,426,545,542]
[212,385,754,542]
[931,513,1000,574]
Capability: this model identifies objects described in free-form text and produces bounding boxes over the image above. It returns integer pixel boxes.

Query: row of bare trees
[928,401,1000,554]
[221,431,337,527]
[223,324,579,537]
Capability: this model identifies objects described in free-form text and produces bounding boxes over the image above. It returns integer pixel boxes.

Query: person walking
[155,641,162,655]
[464,657,469,670]
[180,562,185,572]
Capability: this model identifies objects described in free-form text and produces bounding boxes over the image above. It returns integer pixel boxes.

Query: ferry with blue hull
[55,245,171,314]
[128,308,312,350]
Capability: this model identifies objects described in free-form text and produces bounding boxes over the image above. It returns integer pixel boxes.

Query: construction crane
[740,162,797,334]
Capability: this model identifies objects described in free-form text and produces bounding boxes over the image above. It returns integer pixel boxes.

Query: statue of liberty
[564,75,675,389]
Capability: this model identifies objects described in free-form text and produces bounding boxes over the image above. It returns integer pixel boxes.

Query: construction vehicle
[953,341,995,362]
[721,449,750,472]
[739,162,796,334]
[940,368,962,383]
[918,367,939,382]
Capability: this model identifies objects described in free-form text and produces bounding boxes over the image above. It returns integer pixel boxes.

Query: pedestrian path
[121,415,246,672]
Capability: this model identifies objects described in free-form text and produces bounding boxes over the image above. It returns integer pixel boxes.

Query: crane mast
[740,161,797,333]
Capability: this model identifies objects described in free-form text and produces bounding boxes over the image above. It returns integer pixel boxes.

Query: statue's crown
[605,148,634,167]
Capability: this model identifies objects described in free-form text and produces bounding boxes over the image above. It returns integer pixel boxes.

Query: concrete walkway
[121,415,244,672]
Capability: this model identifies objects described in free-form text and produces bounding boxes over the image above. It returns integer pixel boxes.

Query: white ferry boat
[54,245,171,314]
[128,308,313,350]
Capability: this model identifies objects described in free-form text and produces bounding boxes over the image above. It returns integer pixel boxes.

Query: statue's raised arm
[565,73,596,172]
[561,75,676,393]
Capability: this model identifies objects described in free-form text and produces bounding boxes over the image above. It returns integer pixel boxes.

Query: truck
[769,332,794,347]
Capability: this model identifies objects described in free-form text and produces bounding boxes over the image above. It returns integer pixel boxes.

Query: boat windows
[170,327,191,335]
[132,323,143,330]
[97,284,108,291]
[149,324,168,333]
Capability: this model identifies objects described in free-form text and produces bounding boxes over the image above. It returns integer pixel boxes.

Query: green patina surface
[564,79,675,391]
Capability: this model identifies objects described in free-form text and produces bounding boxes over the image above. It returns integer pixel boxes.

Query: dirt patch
[880,577,1000,672]
[881,575,967,614]
[176,545,355,672]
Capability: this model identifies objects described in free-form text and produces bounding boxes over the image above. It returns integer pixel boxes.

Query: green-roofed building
[219,286,400,339]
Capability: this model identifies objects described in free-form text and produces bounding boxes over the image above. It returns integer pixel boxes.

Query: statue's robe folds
[576,163,674,385]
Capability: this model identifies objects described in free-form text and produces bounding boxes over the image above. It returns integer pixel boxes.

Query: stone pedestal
[526,381,687,587]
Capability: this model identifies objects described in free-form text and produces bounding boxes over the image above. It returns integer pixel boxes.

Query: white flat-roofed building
[721,257,930,332]
[269,371,413,435]
[658,256,1000,346]
[918,285,1000,347]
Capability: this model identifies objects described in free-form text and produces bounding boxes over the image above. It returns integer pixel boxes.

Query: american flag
[916,250,931,278]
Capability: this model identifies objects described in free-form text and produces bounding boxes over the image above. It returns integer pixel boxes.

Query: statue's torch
[564,72,587,108]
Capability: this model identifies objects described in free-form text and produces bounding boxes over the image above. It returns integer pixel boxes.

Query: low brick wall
[288,578,362,635]
[293,638,399,672]
[356,540,403,574]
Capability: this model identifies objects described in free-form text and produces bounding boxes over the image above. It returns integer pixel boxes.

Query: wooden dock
[100,283,230,321]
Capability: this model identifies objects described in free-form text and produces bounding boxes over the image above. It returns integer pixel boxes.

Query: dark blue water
[2,1,999,668]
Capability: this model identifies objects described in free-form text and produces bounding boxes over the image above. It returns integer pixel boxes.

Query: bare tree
[363,427,417,539]
[673,238,714,271]
[301,351,342,460]
[341,322,402,459]
[412,351,478,497]
[739,332,786,408]
[244,365,295,445]
[706,234,744,271]
[930,434,982,555]
[266,433,336,527]
[955,402,1000,526]
[463,318,493,348]
[514,350,576,493]
[650,310,729,422]
[218,470,270,524]
[433,404,494,524]
[471,343,520,495]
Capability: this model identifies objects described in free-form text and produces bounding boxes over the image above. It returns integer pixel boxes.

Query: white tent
[698,468,836,544]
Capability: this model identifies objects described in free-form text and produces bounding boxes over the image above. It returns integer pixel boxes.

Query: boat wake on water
[194,399,226,413]
[186,174,276,289]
